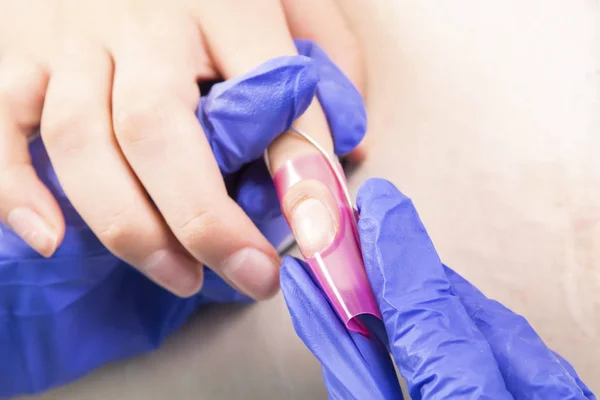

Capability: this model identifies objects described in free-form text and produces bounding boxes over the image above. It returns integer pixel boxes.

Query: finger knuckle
[112,95,168,146]
[0,163,28,198]
[0,55,47,100]
[0,55,48,122]
[41,110,106,155]
[41,111,77,146]
[96,216,138,254]
[176,208,221,251]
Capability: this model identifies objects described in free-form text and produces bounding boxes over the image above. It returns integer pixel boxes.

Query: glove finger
[356,178,512,400]
[198,55,318,175]
[235,160,281,223]
[280,256,401,400]
[444,266,594,399]
[295,39,367,156]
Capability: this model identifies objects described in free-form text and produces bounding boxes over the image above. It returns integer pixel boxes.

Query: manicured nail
[221,248,279,299]
[144,250,202,297]
[290,198,337,257]
[7,207,58,257]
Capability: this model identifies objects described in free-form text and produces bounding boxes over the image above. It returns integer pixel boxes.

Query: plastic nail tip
[273,152,381,335]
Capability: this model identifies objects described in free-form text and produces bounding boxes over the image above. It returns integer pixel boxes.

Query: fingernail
[144,250,202,297]
[221,248,279,299]
[7,207,58,257]
[291,197,338,257]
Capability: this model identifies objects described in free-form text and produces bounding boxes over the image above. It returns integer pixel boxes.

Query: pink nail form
[273,151,381,336]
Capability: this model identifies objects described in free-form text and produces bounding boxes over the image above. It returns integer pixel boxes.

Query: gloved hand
[281,178,596,400]
[0,40,366,397]
[232,39,366,226]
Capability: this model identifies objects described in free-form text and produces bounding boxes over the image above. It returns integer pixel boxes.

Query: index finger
[356,178,512,399]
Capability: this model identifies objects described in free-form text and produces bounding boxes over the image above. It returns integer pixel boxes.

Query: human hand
[0,48,366,397]
[0,0,366,299]
[281,178,595,399]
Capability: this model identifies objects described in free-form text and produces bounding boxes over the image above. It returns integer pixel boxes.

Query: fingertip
[356,178,404,213]
[356,180,425,256]
[0,55,61,256]
[36,183,68,249]
[177,268,205,298]
[220,246,281,301]
[251,268,281,301]
[143,250,205,298]
[0,166,66,258]
[5,205,63,258]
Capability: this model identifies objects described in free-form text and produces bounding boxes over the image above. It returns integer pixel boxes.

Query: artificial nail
[144,250,202,297]
[290,198,337,257]
[7,207,58,257]
[221,248,279,299]
[273,152,381,335]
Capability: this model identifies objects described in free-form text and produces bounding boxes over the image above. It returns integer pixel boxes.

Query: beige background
[25,1,599,398]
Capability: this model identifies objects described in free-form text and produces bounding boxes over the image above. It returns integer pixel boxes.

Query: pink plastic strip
[273,153,381,335]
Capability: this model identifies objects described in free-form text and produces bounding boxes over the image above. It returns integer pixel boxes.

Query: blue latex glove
[233,39,366,225]
[281,178,596,400]
[0,40,366,398]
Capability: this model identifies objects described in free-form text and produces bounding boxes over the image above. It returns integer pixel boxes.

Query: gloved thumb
[197,55,318,175]
[234,40,369,223]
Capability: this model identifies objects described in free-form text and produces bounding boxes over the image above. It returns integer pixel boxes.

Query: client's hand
[0,45,366,398]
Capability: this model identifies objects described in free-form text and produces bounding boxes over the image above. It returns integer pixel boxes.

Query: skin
[0,0,366,299]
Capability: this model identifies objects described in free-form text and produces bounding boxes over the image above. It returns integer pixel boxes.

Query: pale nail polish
[144,250,202,297]
[290,198,337,257]
[7,207,58,257]
[221,248,279,299]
